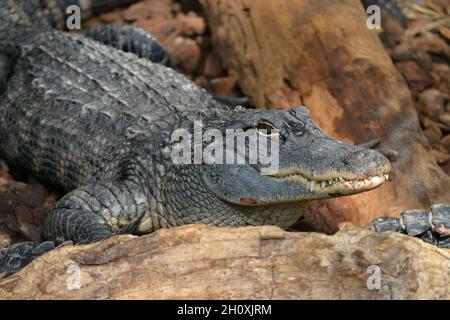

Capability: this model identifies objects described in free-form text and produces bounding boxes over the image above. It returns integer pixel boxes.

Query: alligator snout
[342,149,392,180]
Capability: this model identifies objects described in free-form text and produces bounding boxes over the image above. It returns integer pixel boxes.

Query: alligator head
[197,105,391,206]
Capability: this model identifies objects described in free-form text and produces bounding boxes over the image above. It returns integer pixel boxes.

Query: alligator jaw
[270,171,389,194]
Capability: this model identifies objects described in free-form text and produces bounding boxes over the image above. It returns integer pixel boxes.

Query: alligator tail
[372,203,450,248]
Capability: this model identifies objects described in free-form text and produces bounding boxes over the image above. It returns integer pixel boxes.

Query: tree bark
[1,225,448,299]
[200,0,450,232]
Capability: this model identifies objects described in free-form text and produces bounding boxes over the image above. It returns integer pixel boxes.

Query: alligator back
[0,30,222,190]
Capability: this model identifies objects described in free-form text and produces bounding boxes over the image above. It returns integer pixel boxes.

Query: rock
[422,116,443,138]
[431,149,450,165]
[391,42,413,62]
[14,207,49,244]
[42,194,58,209]
[422,116,443,150]
[0,225,448,299]
[392,44,433,71]
[171,37,201,74]
[417,89,445,120]
[439,113,450,127]
[441,135,450,153]
[203,53,225,78]
[176,12,206,36]
[396,61,434,94]
[437,84,450,103]
[432,63,449,78]
[134,17,178,41]
[412,34,450,59]
[378,10,405,49]
[0,170,13,181]
[194,74,209,89]
[210,75,237,96]
[171,2,182,13]
[423,128,442,150]
[0,231,11,248]
[432,0,450,11]
[441,161,450,176]
[13,184,47,209]
[98,10,124,24]
[438,27,450,41]
[123,0,173,22]
[0,181,47,221]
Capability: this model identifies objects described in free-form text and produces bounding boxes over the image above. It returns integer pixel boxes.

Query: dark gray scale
[400,209,432,236]
[431,204,450,237]
[437,237,450,249]
[0,241,55,278]
[372,204,450,249]
[372,216,404,233]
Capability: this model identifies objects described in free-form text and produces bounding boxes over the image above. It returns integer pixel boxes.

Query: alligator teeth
[343,181,353,188]
[310,180,315,192]
[274,172,389,191]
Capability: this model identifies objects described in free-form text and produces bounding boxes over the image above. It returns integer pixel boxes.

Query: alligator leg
[84,25,173,66]
[0,180,150,278]
[372,204,450,248]
[42,180,149,244]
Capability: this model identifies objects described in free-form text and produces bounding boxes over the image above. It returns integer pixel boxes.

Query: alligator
[0,0,446,279]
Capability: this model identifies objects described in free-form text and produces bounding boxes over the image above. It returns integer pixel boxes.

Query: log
[199,0,450,232]
[0,224,448,299]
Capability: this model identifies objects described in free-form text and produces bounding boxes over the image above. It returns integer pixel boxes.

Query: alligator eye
[256,120,286,143]
[256,120,277,136]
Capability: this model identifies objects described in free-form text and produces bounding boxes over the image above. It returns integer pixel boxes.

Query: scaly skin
[0,0,395,277]
[0,29,391,233]
[373,204,450,248]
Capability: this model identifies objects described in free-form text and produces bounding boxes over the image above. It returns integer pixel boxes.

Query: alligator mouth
[270,169,389,193]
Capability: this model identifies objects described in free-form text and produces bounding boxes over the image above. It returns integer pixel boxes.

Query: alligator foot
[84,25,172,66]
[0,241,55,278]
[373,203,450,248]
[42,179,149,244]
[0,179,150,279]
